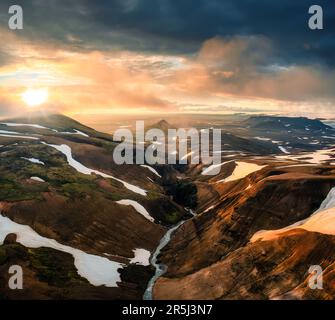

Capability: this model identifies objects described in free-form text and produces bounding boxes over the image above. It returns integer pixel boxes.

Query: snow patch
[278,146,290,154]
[116,200,154,222]
[1,122,50,130]
[217,162,266,183]
[254,137,271,141]
[0,130,20,135]
[2,122,89,137]
[42,142,147,196]
[60,129,89,137]
[30,177,45,182]
[202,160,233,176]
[0,134,39,140]
[0,214,123,287]
[140,165,161,178]
[21,157,45,165]
[202,205,215,214]
[276,148,334,164]
[130,248,151,266]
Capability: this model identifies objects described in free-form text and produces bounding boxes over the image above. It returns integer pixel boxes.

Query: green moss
[164,211,181,224]
[61,182,94,199]
[146,191,161,201]
[29,247,88,287]
[45,167,84,185]
[0,179,42,201]
[101,191,124,201]
[0,142,132,202]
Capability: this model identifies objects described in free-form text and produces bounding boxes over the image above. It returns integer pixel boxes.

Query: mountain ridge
[1,113,335,300]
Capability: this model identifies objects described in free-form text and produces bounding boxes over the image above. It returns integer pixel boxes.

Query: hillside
[0,113,186,299]
[1,113,335,300]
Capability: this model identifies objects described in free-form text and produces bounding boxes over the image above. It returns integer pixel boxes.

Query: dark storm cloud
[0,0,334,66]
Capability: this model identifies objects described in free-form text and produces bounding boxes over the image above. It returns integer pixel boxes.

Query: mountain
[1,113,335,300]
[1,113,114,142]
[220,132,280,155]
[245,116,332,131]
[155,228,335,299]
[146,119,176,133]
[0,113,186,299]
[154,163,335,299]
[220,115,335,154]
[154,120,173,131]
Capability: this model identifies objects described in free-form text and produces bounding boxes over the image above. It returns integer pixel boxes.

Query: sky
[0,0,335,118]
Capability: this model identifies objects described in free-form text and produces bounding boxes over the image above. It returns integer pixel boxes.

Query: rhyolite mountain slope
[0,113,186,299]
[152,128,335,299]
[1,113,335,300]
[154,228,335,300]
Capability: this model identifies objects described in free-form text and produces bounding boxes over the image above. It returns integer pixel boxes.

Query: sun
[22,88,49,107]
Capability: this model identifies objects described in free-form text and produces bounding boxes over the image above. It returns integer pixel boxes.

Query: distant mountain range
[245,115,331,131]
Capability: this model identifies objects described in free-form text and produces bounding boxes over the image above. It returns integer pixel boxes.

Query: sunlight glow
[22,88,49,107]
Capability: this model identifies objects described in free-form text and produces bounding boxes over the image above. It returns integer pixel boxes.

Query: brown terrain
[0,115,186,299]
[154,229,335,300]
[1,114,335,300]
[154,164,335,299]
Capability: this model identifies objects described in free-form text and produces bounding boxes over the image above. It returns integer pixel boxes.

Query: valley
[0,113,335,300]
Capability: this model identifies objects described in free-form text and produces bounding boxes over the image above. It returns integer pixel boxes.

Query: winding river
[143,220,186,300]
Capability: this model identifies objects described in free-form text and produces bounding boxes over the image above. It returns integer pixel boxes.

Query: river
[143,220,186,300]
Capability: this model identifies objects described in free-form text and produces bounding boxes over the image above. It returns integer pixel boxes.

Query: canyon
[0,113,335,300]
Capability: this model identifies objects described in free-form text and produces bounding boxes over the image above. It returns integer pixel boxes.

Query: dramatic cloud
[0,1,334,117]
[0,1,334,62]
[170,37,335,102]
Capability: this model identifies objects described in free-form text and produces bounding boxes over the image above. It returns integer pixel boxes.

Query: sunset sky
[0,0,334,118]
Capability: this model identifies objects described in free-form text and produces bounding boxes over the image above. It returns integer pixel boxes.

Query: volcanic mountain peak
[158,119,169,127]
[149,119,175,131]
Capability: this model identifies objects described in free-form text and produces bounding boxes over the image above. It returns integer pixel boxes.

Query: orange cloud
[0,28,335,118]
[169,37,335,107]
